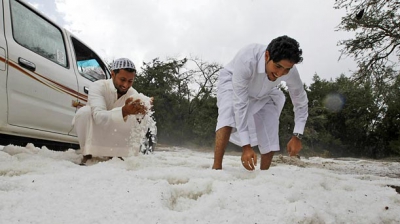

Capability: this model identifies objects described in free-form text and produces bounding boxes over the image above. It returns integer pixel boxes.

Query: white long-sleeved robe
[73,79,140,157]
[216,43,308,153]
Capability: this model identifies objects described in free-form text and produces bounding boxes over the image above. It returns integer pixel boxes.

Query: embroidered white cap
[112,58,136,71]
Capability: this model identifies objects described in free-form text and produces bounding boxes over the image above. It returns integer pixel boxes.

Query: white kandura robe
[73,79,141,157]
[216,43,309,154]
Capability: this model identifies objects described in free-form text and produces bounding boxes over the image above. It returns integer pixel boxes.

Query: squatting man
[73,58,152,165]
[212,35,308,171]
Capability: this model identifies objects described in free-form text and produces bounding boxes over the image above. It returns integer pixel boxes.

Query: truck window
[71,37,109,81]
[77,59,105,82]
[10,0,67,67]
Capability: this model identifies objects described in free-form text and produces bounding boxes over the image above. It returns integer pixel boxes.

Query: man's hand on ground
[241,145,257,170]
[287,136,302,157]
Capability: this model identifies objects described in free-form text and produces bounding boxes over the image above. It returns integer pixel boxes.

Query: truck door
[4,0,78,135]
[0,0,8,127]
[67,35,111,136]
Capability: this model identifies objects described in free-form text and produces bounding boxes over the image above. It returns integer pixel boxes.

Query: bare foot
[212,164,222,170]
[80,154,92,165]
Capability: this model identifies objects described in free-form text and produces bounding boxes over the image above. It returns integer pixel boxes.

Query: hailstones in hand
[127,92,157,156]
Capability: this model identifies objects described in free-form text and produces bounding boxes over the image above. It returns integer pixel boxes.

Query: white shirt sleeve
[232,57,255,146]
[286,67,309,134]
[88,81,125,126]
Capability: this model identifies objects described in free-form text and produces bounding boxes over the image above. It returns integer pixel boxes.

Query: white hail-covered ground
[0,144,399,224]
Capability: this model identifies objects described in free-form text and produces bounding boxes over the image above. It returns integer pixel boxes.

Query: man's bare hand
[287,136,302,157]
[241,145,257,170]
[122,98,147,117]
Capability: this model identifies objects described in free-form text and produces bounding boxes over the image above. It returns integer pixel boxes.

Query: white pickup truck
[0,0,110,149]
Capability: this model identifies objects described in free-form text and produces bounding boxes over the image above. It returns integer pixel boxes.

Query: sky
[25,0,358,85]
[1,144,400,223]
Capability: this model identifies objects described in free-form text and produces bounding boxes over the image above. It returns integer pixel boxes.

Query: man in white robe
[212,36,308,171]
[73,58,148,164]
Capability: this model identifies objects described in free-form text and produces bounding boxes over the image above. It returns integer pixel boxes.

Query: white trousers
[74,106,137,157]
[216,88,285,154]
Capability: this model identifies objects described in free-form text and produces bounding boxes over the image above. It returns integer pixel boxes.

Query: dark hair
[266,35,303,64]
[113,68,136,75]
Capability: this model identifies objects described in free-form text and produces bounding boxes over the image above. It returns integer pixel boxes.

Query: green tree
[134,58,189,145]
[335,0,399,128]
[335,0,400,157]
[303,74,342,156]
[334,0,400,85]
[133,58,221,147]
[184,59,221,145]
[376,75,400,156]
[292,74,379,157]
[329,75,378,157]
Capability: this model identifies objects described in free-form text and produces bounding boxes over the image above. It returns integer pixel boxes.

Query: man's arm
[88,81,125,126]
[287,66,309,135]
[286,66,308,156]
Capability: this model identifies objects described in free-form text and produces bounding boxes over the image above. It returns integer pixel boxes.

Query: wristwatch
[293,133,303,139]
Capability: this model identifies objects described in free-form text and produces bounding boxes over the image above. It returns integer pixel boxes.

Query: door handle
[72,100,85,108]
[84,86,89,94]
[18,57,36,72]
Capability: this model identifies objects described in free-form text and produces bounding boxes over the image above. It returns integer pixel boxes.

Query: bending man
[212,35,308,171]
